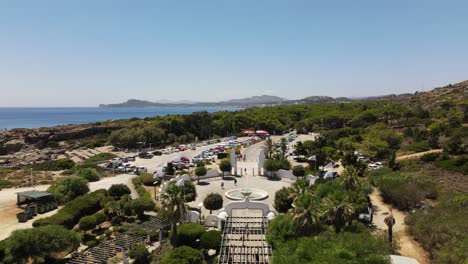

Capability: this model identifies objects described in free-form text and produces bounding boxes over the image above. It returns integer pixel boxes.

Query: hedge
[33,190,106,229]
[32,159,75,171]
[173,223,206,247]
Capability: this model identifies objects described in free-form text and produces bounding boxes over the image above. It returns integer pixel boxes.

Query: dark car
[152,151,162,156]
[174,163,188,170]
[138,152,153,159]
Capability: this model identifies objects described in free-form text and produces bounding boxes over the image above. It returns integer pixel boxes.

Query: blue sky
[0,0,467,107]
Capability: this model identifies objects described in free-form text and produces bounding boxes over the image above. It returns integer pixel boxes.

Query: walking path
[369,189,431,264]
[396,149,442,162]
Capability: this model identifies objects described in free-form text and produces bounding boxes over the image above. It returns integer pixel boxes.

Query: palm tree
[288,178,309,203]
[290,192,322,235]
[279,137,288,158]
[263,138,274,158]
[161,183,188,247]
[340,167,360,191]
[323,194,356,232]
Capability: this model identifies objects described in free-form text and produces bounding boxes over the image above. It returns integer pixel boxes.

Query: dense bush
[76,168,100,182]
[200,230,222,251]
[79,215,97,231]
[32,159,75,171]
[292,165,306,178]
[47,176,90,204]
[2,225,80,263]
[434,155,468,175]
[129,244,150,264]
[173,223,206,247]
[132,177,152,199]
[130,197,155,219]
[274,187,293,213]
[140,173,155,186]
[160,246,204,264]
[406,193,468,264]
[419,152,440,162]
[108,184,131,198]
[271,224,392,264]
[372,171,436,210]
[203,193,223,214]
[266,214,296,247]
[33,190,106,228]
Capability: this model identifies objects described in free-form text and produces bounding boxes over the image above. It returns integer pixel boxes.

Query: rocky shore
[0,124,123,167]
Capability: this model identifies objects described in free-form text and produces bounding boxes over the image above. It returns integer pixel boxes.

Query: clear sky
[1,0,467,107]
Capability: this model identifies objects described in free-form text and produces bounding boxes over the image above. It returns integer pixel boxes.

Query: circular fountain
[225,188,269,200]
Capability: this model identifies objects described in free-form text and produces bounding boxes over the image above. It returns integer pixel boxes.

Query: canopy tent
[16,190,57,213]
[243,130,256,135]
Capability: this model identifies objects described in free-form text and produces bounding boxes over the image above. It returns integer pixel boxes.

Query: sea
[0,107,238,129]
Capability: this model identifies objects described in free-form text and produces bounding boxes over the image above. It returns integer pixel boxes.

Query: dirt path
[396,149,442,161]
[370,189,431,264]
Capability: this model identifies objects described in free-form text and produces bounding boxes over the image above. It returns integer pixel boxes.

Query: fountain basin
[225,188,269,200]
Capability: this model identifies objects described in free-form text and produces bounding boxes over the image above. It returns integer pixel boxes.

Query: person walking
[221,182,224,189]
[384,209,396,242]
[234,179,237,186]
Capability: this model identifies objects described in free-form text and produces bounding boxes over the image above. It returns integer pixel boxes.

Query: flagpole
[314,160,317,175]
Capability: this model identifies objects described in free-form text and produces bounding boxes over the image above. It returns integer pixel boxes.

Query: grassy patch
[84,153,117,164]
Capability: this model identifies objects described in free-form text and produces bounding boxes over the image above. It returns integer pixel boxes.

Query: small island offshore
[0,81,466,264]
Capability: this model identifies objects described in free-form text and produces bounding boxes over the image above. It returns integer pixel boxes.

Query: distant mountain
[224,95,286,104]
[156,99,197,104]
[99,95,287,108]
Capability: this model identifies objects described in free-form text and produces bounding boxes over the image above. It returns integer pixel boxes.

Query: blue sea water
[0,107,238,129]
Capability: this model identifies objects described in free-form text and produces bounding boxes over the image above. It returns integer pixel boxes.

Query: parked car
[136,166,147,173]
[127,156,136,161]
[174,163,188,170]
[139,152,153,159]
[152,150,162,156]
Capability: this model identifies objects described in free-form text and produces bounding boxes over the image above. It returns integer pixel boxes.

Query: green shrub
[79,215,97,231]
[160,246,204,264]
[266,214,296,247]
[93,212,107,227]
[372,172,436,210]
[292,165,306,178]
[140,173,155,186]
[108,184,131,198]
[173,223,206,247]
[200,230,222,251]
[76,168,100,182]
[33,190,106,229]
[129,244,150,264]
[130,197,155,219]
[271,224,392,264]
[406,193,468,264]
[47,176,90,204]
[0,179,14,189]
[434,156,468,174]
[274,187,293,213]
[32,159,75,171]
[2,225,80,263]
[419,152,440,162]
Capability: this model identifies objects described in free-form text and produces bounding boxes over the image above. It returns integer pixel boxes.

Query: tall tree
[161,184,188,247]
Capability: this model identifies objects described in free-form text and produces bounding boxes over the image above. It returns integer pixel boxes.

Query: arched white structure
[217,198,277,228]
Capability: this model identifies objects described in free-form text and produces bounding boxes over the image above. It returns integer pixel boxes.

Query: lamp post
[198,203,203,223]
